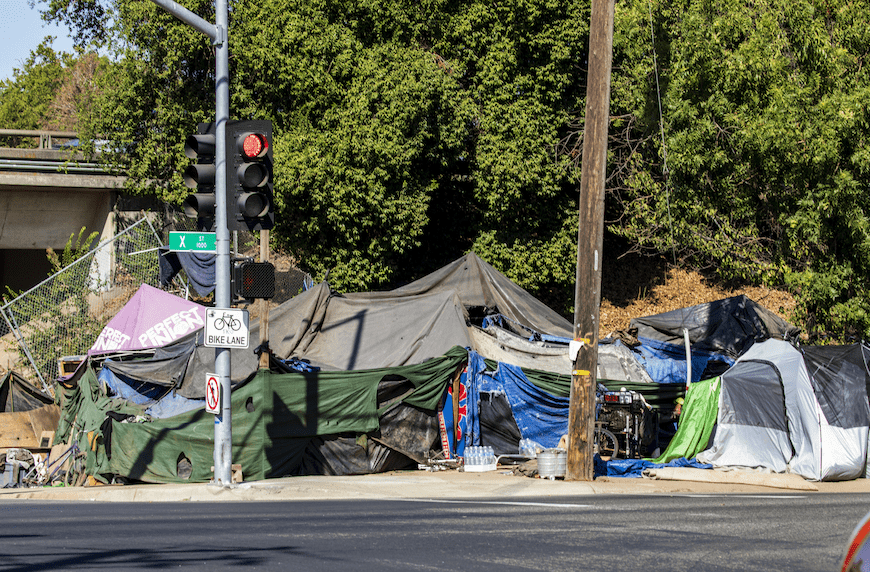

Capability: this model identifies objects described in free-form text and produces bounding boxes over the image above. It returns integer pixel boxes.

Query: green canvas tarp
[651,376,721,463]
[56,346,468,484]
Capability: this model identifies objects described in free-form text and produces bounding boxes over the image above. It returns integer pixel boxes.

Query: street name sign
[169,231,217,253]
[204,308,250,348]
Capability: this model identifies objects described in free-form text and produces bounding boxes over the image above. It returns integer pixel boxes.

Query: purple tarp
[89,284,206,355]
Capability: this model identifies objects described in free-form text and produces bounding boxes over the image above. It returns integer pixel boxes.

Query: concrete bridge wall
[0,135,128,293]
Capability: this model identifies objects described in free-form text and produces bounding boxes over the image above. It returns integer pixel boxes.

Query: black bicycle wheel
[595,429,620,460]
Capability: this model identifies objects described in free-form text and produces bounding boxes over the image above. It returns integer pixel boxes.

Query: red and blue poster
[439,369,468,459]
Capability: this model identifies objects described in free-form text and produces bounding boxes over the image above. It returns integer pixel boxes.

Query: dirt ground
[598,251,797,337]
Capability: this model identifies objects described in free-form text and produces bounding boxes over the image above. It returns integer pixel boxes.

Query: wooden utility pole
[566,0,615,481]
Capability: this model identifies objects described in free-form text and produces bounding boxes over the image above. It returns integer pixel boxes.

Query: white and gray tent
[697,339,870,481]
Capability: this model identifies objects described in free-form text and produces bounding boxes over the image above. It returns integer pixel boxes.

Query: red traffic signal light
[240,133,269,159]
[227,120,274,231]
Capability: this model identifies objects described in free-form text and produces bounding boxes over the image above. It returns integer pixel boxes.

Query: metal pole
[683,328,692,392]
[258,230,270,369]
[149,0,233,485]
[213,0,233,486]
[566,0,615,481]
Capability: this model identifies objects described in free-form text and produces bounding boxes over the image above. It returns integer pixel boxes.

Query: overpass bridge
[0,129,129,293]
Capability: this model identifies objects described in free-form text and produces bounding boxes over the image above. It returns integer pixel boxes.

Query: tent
[697,339,870,481]
[56,347,468,483]
[91,252,653,399]
[628,295,801,384]
[89,283,206,355]
[0,370,59,450]
[55,252,693,482]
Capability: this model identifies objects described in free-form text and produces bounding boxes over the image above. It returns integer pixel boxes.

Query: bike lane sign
[204,308,250,348]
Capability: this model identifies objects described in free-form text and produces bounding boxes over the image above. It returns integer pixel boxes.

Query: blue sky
[0,0,76,81]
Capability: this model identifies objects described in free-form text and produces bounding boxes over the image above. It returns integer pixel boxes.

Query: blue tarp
[481,314,571,344]
[98,365,205,419]
[635,336,733,385]
[596,456,712,478]
[465,350,568,448]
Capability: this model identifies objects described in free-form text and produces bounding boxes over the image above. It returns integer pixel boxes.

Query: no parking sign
[205,373,221,414]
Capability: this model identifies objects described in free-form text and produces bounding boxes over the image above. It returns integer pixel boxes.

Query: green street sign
[169,231,217,253]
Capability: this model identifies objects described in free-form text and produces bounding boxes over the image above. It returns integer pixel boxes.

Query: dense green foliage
[610,0,870,340]
[28,0,870,341]
[0,40,66,144]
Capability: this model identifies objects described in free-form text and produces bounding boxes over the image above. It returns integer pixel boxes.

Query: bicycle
[594,423,620,460]
[214,312,241,331]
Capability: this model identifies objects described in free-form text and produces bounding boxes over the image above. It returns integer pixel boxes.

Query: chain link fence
[0,217,168,391]
[1,209,312,392]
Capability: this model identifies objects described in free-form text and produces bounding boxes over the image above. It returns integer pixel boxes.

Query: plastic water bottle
[467,447,477,465]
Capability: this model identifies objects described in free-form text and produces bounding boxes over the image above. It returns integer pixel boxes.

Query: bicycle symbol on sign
[213,312,242,332]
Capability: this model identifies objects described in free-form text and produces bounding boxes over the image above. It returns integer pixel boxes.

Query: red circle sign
[206,376,220,412]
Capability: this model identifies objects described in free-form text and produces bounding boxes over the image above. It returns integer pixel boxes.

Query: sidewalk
[2,468,870,502]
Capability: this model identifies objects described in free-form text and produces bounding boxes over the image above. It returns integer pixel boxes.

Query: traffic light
[232,260,275,299]
[182,123,217,231]
[226,120,274,231]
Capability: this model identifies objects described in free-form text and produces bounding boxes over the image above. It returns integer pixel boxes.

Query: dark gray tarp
[629,295,801,358]
[0,371,54,412]
[102,335,198,388]
[479,391,523,455]
[355,252,573,339]
[801,343,870,430]
[173,282,471,398]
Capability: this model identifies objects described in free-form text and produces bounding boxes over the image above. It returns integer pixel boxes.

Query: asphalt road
[1,493,867,571]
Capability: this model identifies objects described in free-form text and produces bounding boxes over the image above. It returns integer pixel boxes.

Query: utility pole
[566,0,615,481]
[150,0,234,486]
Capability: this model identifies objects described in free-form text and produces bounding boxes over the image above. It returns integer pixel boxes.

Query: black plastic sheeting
[478,392,522,455]
[102,335,198,388]
[629,295,801,358]
[291,377,444,476]
[0,371,53,413]
[802,343,870,429]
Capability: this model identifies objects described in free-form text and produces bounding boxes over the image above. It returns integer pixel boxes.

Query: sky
[0,0,76,81]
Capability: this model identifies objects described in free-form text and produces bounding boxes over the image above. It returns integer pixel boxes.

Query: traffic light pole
[150,0,234,486]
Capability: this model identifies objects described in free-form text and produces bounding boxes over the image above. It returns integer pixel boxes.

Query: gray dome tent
[697,339,870,481]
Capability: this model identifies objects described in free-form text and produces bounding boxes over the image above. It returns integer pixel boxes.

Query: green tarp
[56,347,468,484]
[651,376,721,463]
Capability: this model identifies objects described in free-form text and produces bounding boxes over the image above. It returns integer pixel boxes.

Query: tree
[605,0,870,340]
[0,39,66,145]
[0,37,106,150]
[38,0,870,340]
[42,0,588,299]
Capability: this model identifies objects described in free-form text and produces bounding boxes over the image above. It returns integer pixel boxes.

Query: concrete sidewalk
[2,468,870,502]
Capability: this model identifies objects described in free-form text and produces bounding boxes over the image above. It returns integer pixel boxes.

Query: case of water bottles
[519,438,542,458]
[463,446,497,472]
